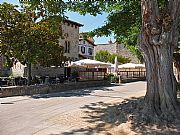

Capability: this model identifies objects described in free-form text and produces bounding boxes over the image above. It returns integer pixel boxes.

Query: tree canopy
[95,50,110,63]
[0,2,64,84]
[95,50,130,64]
[20,0,143,61]
[0,2,64,67]
[66,0,142,60]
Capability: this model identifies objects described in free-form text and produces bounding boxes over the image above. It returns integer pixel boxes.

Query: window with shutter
[81,46,85,54]
[88,48,93,55]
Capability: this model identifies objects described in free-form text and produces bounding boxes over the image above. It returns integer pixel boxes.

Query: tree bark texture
[139,0,180,120]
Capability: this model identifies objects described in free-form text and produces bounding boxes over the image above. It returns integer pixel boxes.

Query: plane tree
[0,2,63,84]
[95,50,130,64]
[66,0,180,123]
[95,50,111,63]
[108,53,131,64]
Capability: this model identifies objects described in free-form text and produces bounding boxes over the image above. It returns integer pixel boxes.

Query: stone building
[60,19,83,62]
[94,41,139,63]
[11,19,83,77]
[78,33,96,59]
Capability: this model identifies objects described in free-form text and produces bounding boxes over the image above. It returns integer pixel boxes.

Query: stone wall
[0,80,110,98]
[11,62,65,77]
[30,66,64,77]
[94,43,117,55]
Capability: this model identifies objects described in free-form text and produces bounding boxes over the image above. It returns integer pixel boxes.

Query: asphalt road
[0,81,146,135]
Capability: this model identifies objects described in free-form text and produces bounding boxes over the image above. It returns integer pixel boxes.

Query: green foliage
[95,50,130,64]
[109,53,131,64]
[95,50,110,63]
[66,0,143,62]
[19,1,142,63]
[19,0,66,17]
[0,2,64,67]
[106,73,119,83]
[0,2,64,84]
[19,0,170,64]
[67,0,123,16]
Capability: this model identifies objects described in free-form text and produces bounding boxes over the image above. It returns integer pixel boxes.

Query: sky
[0,0,115,44]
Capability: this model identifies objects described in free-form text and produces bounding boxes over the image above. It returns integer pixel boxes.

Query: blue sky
[1,0,115,44]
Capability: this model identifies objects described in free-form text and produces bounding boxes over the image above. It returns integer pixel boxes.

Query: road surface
[0,81,146,135]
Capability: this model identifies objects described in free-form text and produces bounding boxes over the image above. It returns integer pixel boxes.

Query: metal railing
[118,71,146,79]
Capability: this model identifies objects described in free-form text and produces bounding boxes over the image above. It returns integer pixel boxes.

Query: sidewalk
[0,81,146,135]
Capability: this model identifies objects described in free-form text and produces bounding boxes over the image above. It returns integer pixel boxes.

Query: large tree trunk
[139,0,180,122]
[142,39,179,120]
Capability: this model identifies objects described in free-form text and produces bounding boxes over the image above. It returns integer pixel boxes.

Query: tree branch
[141,0,161,46]
[141,0,159,27]
[168,0,180,21]
[168,0,180,47]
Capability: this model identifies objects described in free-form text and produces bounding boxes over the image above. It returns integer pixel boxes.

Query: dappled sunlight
[61,97,180,135]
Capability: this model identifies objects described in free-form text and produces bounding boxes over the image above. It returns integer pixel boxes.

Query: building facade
[94,41,139,63]
[78,33,96,59]
[59,19,83,62]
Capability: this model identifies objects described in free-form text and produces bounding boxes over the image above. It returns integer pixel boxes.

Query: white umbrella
[118,63,136,68]
[67,59,111,68]
[135,64,145,68]
[118,63,146,69]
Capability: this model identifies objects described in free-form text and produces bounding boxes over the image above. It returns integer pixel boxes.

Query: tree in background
[108,53,130,64]
[95,50,110,63]
[95,50,130,64]
[0,2,63,84]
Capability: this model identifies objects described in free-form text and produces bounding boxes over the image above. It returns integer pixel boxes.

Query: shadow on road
[31,84,122,99]
[61,97,180,135]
